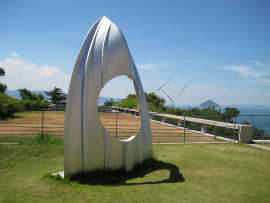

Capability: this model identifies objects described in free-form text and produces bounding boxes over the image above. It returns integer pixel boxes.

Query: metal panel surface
[64,16,152,177]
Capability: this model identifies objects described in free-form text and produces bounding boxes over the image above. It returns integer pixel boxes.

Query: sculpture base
[52,171,64,178]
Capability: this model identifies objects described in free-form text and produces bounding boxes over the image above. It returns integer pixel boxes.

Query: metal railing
[0,107,269,142]
[111,106,270,141]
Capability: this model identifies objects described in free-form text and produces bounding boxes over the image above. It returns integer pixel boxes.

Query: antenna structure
[157,76,194,108]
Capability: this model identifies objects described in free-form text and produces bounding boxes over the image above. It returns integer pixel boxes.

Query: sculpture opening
[98,75,141,141]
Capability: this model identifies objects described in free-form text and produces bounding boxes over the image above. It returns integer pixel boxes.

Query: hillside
[6,90,47,100]
[5,90,122,104]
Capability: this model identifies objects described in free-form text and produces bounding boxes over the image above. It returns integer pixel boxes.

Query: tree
[0,67,5,76]
[18,88,32,100]
[17,88,49,109]
[0,83,7,94]
[37,93,45,101]
[45,87,67,104]
[0,92,19,119]
[126,94,136,100]
[221,107,240,123]
[145,92,165,107]
[0,70,18,119]
[104,98,114,106]
[121,92,165,108]
[0,67,7,93]
[18,88,45,101]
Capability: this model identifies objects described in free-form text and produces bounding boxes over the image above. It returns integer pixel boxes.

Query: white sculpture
[64,16,152,177]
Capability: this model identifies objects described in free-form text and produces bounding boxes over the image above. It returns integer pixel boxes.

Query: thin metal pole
[42,110,44,135]
[233,116,236,143]
[183,115,185,144]
[160,88,173,108]
[116,112,118,139]
[250,115,252,125]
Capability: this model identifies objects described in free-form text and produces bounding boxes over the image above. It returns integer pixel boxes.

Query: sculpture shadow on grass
[64,157,185,186]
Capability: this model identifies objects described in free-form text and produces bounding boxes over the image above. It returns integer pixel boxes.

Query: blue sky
[0,0,269,106]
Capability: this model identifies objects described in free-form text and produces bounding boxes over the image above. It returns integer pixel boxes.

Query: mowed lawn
[0,136,269,202]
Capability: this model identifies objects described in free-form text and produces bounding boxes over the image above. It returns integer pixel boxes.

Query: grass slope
[0,136,269,202]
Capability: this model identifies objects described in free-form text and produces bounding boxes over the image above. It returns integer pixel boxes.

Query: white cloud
[0,58,71,92]
[190,85,223,91]
[99,75,135,98]
[239,78,270,86]
[0,45,3,48]
[137,62,170,73]
[220,63,270,78]
[220,65,252,77]
[248,60,270,68]
[258,79,270,86]
[11,52,19,57]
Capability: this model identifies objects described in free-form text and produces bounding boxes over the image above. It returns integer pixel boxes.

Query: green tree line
[0,87,67,120]
[0,66,67,120]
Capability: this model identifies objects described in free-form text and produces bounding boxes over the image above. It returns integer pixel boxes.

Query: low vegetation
[30,131,62,145]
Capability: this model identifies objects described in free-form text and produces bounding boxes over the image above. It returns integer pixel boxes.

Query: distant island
[98,96,122,104]
[199,100,220,108]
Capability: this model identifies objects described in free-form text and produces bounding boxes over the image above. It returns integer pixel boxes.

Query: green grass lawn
[4,111,42,121]
[0,136,269,202]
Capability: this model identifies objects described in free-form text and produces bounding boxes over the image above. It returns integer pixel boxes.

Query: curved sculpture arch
[64,16,152,177]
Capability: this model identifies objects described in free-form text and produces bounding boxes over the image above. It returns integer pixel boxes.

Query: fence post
[234,115,236,143]
[250,115,253,140]
[214,126,216,139]
[42,110,44,135]
[183,115,185,144]
[116,112,118,139]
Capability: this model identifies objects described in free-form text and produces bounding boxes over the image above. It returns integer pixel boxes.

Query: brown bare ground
[0,111,222,143]
[0,111,65,136]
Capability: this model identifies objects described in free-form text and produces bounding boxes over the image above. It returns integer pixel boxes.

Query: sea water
[233,107,270,133]
[174,105,270,133]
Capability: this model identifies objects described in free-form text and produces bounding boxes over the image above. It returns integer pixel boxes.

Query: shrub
[19,99,50,110]
[104,98,114,106]
[119,99,138,109]
[30,131,62,145]
[0,92,19,119]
